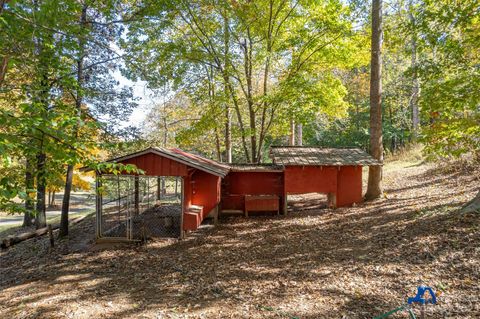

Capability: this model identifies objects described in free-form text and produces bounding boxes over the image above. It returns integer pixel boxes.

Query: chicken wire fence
[96,175,183,241]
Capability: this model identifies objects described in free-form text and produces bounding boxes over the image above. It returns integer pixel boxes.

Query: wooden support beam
[156,176,161,201]
[179,177,185,239]
[214,205,219,226]
[134,176,140,215]
[328,193,337,209]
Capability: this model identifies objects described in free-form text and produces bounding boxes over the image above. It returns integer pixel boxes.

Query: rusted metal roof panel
[270,146,382,166]
[166,148,230,177]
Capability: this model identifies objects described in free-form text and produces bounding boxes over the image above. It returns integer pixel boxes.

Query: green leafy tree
[0,0,137,231]
[122,0,358,163]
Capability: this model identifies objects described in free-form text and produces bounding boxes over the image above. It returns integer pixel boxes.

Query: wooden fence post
[135,176,140,215]
[328,193,337,209]
[214,205,219,226]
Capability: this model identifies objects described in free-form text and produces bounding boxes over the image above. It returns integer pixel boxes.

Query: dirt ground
[1,160,479,319]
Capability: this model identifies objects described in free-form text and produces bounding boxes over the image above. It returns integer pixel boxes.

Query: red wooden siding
[191,170,221,218]
[119,152,188,176]
[112,149,365,232]
[222,171,284,211]
[225,172,283,195]
[118,152,221,231]
[336,166,362,207]
[183,170,221,231]
[284,166,337,194]
[245,195,280,215]
[284,165,363,207]
[183,174,193,210]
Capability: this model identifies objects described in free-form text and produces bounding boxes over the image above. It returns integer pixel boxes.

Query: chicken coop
[96,175,183,241]
[94,148,229,242]
[94,146,381,242]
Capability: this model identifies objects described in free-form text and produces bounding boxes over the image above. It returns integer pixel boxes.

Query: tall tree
[0,0,135,227]
[58,0,137,236]
[223,8,232,162]
[295,123,303,146]
[123,0,355,162]
[59,2,88,238]
[23,158,34,226]
[365,0,383,200]
[408,0,420,140]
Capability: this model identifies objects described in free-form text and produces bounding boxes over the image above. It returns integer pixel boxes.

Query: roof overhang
[229,164,284,173]
[98,147,230,178]
[269,146,383,166]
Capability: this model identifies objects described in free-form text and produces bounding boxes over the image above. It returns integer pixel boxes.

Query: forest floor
[1,157,479,319]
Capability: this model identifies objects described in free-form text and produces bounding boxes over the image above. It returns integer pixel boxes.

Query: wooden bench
[244,195,280,217]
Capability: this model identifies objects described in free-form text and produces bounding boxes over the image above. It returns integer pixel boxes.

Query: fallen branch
[1,214,91,249]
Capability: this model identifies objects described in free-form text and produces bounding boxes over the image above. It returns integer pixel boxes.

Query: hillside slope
[1,159,479,318]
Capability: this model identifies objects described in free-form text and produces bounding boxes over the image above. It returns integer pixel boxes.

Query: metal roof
[230,164,284,172]
[167,148,230,177]
[107,147,230,177]
[270,146,382,166]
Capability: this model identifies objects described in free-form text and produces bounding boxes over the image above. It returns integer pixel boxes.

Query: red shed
[270,147,381,209]
[106,147,229,235]
[95,146,380,242]
[221,164,285,216]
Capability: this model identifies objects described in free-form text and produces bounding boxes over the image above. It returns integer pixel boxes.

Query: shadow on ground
[0,164,479,319]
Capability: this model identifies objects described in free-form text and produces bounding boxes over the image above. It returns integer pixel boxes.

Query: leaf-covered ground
[1,160,479,319]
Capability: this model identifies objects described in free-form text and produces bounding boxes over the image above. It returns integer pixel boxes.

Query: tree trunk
[221,70,250,161]
[256,3,273,164]
[215,129,222,161]
[289,120,295,146]
[243,32,257,163]
[249,109,257,163]
[409,8,420,140]
[388,102,395,153]
[23,158,34,227]
[59,164,74,237]
[59,4,87,238]
[35,151,47,229]
[461,190,480,214]
[365,0,384,200]
[295,123,303,146]
[0,3,10,85]
[225,104,232,163]
[223,10,232,163]
[0,55,8,87]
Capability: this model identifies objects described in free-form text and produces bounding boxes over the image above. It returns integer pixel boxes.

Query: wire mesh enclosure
[96,175,183,241]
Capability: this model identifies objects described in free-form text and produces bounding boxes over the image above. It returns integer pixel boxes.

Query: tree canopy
[0,0,478,217]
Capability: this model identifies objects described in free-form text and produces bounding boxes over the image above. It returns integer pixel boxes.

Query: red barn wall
[336,166,363,207]
[183,174,192,210]
[221,171,284,211]
[284,166,337,194]
[191,170,221,219]
[119,152,188,176]
[117,152,222,231]
[115,150,364,229]
[183,170,222,231]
